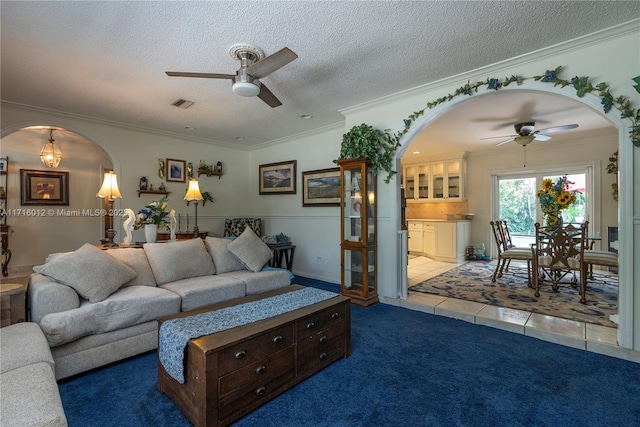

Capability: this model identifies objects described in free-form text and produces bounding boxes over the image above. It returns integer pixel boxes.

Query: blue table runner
[159,287,338,383]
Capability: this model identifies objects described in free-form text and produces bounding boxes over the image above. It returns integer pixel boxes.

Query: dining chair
[531,222,588,304]
[576,222,618,282]
[490,220,532,285]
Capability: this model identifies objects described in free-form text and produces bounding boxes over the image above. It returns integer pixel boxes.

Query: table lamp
[184,178,204,238]
[97,171,122,247]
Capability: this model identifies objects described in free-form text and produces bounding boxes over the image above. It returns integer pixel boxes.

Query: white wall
[248,125,345,283]
[1,103,251,268]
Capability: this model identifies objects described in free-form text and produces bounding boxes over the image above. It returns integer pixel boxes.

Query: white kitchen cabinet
[431,158,465,201]
[407,220,470,263]
[423,222,436,257]
[408,221,423,253]
[403,155,466,202]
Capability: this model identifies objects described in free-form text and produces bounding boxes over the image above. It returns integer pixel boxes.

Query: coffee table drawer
[219,348,295,422]
[218,324,294,376]
[297,303,345,339]
[297,322,346,378]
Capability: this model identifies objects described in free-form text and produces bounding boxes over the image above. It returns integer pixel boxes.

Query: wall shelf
[137,190,170,198]
[197,170,223,179]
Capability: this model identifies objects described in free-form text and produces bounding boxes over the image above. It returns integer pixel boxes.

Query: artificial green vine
[395,66,640,149]
[335,123,401,183]
[606,151,619,202]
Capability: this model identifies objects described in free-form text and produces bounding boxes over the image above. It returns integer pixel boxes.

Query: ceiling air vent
[171,99,194,109]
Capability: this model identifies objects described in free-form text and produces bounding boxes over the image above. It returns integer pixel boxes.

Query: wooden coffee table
[157,285,351,427]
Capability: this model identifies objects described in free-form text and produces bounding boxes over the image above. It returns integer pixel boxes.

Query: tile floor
[401,256,639,363]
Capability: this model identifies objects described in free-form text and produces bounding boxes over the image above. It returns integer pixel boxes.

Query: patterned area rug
[409,261,618,327]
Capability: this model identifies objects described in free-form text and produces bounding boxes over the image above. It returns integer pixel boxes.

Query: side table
[268,244,296,271]
[1,276,29,327]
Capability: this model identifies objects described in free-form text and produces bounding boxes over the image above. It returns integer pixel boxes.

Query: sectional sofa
[28,228,291,380]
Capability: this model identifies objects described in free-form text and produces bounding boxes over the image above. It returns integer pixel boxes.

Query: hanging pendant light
[40,129,62,168]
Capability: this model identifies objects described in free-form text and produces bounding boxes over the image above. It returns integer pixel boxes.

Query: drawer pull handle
[319,352,328,360]
[255,386,266,396]
[272,335,283,343]
[319,335,328,343]
[255,365,267,374]
[234,350,247,359]
[331,312,339,319]
[306,322,315,330]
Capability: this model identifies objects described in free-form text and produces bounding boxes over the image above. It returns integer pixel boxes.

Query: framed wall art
[302,167,340,206]
[166,158,186,183]
[20,169,69,205]
[259,160,297,195]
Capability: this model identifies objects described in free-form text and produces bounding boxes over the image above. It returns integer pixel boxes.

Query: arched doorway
[0,124,117,272]
[391,80,633,349]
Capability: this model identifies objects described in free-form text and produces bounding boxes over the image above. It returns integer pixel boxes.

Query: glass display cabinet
[338,157,378,306]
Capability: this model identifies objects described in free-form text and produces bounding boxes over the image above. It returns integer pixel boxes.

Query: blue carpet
[59,277,640,426]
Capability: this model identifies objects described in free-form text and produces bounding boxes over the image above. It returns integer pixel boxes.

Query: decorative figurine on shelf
[158,182,166,192]
[187,162,194,178]
[149,183,154,191]
[139,176,148,190]
[215,161,223,173]
[122,208,135,245]
[158,158,165,178]
[169,209,177,241]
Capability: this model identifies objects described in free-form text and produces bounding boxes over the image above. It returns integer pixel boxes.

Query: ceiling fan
[483,121,579,147]
[166,44,298,108]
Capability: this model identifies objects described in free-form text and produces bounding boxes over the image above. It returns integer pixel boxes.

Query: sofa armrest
[29,273,80,324]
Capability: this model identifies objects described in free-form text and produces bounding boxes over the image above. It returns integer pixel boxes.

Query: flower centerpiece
[536,176,580,228]
[134,196,169,230]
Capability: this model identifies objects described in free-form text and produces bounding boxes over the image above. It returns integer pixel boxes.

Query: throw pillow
[33,243,137,303]
[143,238,215,285]
[205,237,246,273]
[106,248,157,287]
[227,227,273,272]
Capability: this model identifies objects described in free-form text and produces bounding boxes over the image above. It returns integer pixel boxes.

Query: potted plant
[334,123,401,183]
[606,150,618,202]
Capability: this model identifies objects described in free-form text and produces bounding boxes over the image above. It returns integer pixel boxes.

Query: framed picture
[0,158,7,173]
[20,169,69,205]
[302,167,341,206]
[349,196,362,217]
[259,160,297,195]
[166,158,186,183]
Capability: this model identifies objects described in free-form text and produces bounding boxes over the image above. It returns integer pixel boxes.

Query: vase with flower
[536,176,580,229]
[134,196,170,243]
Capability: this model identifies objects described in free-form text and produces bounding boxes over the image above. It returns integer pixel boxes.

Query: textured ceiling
[1,1,638,151]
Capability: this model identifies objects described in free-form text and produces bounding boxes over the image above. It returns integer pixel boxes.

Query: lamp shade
[184,178,203,201]
[40,129,62,168]
[97,171,122,199]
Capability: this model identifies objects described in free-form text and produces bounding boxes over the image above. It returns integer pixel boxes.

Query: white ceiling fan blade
[536,123,578,134]
[481,134,517,140]
[534,134,552,141]
[495,138,515,146]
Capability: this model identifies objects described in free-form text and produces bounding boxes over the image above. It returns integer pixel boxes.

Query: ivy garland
[395,66,640,149]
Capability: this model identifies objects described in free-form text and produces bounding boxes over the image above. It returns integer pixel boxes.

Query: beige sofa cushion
[106,247,157,287]
[227,227,273,272]
[40,286,181,347]
[0,322,54,374]
[144,239,215,285]
[0,363,67,427]
[33,243,137,303]
[205,237,246,273]
[159,275,246,312]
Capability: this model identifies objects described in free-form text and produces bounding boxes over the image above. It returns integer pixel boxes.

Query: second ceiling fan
[484,121,579,147]
[166,44,298,108]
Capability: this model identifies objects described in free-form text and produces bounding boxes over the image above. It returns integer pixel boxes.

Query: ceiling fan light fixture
[515,135,536,146]
[232,81,260,97]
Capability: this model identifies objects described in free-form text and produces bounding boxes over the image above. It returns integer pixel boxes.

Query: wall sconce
[184,178,204,238]
[40,129,63,168]
[97,171,122,247]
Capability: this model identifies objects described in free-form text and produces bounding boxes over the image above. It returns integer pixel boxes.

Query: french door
[493,166,593,249]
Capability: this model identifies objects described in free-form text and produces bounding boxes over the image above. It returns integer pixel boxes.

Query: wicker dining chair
[531,221,588,304]
[490,220,533,285]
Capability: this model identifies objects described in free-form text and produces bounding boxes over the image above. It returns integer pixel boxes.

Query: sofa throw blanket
[159,287,337,383]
